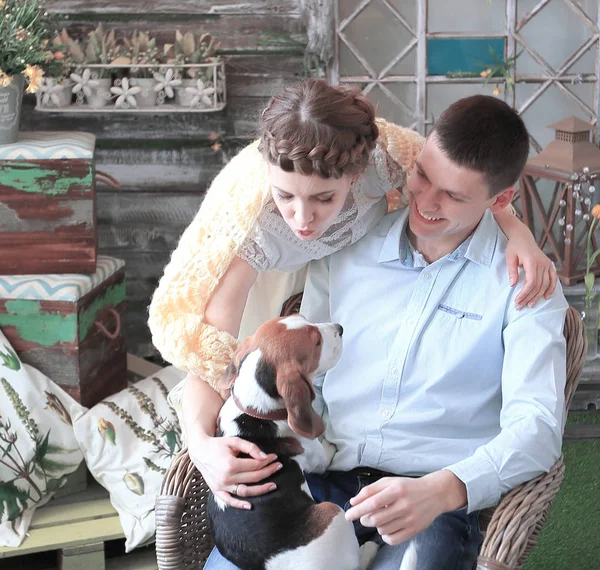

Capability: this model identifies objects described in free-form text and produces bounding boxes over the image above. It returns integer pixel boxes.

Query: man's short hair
[430,95,530,196]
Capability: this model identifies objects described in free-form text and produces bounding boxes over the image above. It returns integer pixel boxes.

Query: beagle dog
[208,315,417,570]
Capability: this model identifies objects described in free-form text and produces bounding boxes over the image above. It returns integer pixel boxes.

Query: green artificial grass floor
[524,413,600,570]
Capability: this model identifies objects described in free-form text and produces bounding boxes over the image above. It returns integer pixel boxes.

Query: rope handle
[95,169,121,189]
[94,308,121,340]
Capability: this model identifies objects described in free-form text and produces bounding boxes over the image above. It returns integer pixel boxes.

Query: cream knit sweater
[147,119,425,393]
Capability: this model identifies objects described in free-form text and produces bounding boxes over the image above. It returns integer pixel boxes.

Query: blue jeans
[204,470,483,570]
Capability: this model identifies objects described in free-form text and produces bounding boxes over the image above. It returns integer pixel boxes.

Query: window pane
[428,0,505,33]
[428,38,505,76]
[341,0,416,76]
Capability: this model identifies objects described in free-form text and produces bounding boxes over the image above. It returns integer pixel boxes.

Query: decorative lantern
[517,116,600,285]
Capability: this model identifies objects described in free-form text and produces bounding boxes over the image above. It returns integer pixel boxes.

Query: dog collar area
[231,385,288,422]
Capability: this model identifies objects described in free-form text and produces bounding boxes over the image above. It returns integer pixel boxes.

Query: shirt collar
[378,208,498,267]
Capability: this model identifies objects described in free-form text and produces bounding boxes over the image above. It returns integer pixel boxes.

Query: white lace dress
[237,144,406,273]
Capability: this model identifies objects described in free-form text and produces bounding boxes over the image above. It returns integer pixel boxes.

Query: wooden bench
[0,482,158,570]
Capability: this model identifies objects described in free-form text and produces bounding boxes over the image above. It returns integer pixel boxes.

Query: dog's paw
[358,541,379,570]
[320,438,337,463]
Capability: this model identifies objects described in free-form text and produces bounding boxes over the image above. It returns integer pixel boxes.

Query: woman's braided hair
[258,79,379,179]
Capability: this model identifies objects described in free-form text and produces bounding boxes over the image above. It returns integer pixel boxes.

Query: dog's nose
[335,324,343,336]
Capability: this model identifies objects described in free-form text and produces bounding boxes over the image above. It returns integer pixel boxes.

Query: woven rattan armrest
[476,306,586,569]
[156,450,213,569]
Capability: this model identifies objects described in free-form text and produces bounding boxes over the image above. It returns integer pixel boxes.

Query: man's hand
[344,470,467,545]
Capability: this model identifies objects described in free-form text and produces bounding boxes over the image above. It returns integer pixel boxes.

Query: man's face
[405,133,513,259]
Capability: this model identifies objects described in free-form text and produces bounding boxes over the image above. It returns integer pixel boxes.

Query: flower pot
[175,79,196,107]
[86,78,112,108]
[0,74,24,145]
[36,81,73,109]
[130,77,157,107]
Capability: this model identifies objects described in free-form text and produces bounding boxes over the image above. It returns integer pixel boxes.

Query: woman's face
[269,165,355,241]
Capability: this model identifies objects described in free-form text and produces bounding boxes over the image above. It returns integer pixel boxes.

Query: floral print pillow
[72,365,185,552]
[0,331,86,547]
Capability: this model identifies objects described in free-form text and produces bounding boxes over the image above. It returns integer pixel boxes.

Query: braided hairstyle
[259,79,379,179]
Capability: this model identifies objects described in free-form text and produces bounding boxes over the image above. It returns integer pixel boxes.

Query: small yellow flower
[492,87,501,96]
[0,0,6,10]
[16,26,27,42]
[591,204,600,220]
[480,68,492,79]
[23,65,44,94]
[0,70,13,88]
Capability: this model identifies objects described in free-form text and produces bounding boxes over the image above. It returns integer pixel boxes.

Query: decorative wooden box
[0,256,128,408]
[0,132,97,275]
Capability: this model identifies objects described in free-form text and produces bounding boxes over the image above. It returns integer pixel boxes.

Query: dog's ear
[277,362,324,439]
[216,339,251,399]
[216,360,238,399]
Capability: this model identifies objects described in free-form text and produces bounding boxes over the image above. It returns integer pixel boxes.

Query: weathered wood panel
[22,96,270,139]
[47,0,301,15]
[53,16,305,54]
[17,1,308,359]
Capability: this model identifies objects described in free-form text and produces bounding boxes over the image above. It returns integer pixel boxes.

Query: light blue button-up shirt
[300,208,568,512]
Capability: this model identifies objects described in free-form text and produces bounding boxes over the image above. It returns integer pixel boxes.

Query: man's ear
[489,185,516,214]
[276,362,324,440]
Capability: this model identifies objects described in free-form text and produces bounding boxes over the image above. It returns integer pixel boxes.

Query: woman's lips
[297,229,315,237]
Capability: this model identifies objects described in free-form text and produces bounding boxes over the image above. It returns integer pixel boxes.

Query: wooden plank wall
[19,0,308,358]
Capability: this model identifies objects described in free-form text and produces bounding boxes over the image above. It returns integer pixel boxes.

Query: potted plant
[0,0,55,143]
[120,30,161,107]
[36,32,76,109]
[70,24,120,108]
[163,29,221,107]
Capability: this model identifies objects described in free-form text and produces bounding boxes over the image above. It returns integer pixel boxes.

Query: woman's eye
[316,339,321,347]
[446,192,460,202]
[317,197,334,204]
[277,194,293,202]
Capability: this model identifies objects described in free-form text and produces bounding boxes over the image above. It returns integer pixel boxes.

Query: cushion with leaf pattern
[0,329,86,547]
[72,365,185,552]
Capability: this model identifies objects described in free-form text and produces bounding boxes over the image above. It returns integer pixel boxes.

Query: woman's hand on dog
[189,436,282,510]
[344,470,467,545]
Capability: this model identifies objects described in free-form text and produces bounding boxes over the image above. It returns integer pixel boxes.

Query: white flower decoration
[153,68,181,98]
[38,78,69,107]
[70,68,99,97]
[184,79,216,107]
[110,77,142,108]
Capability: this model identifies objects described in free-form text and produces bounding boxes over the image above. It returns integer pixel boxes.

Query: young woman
[148,79,556,510]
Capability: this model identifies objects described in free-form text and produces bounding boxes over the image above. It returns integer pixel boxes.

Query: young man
[204,95,567,569]
[298,95,567,569]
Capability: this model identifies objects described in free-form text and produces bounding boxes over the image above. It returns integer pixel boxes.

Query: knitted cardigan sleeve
[148,120,425,395]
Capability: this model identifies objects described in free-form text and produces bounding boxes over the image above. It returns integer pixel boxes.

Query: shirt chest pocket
[437,304,483,321]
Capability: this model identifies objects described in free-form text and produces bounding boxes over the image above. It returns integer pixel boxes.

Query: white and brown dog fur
[208,315,417,570]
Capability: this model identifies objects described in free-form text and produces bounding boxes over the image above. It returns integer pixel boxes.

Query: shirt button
[406,318,414,327]
[424,273,432,281]
[381,409,390,418]
[391,367,399,375]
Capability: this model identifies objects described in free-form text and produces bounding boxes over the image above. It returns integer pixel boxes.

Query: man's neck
[406,227,475,264]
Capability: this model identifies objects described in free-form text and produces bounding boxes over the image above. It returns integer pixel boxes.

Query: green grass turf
[524,414,600,569]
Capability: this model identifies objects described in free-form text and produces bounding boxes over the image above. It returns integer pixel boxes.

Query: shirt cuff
[443,454,501,513]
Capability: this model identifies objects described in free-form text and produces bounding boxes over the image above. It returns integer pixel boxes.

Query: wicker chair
[155,305,586,570]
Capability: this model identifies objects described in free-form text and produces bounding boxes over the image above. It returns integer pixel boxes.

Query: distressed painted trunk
[0,257,127,408]
[0,132,97,275]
